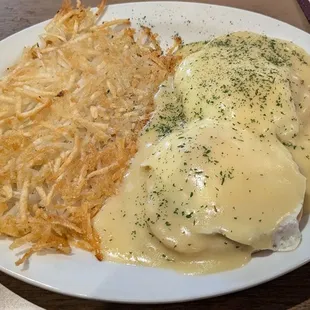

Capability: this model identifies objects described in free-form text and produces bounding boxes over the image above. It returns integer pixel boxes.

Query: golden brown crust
[0,0,180,265]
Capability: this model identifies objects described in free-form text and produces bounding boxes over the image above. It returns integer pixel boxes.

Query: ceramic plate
[0,1,310,303]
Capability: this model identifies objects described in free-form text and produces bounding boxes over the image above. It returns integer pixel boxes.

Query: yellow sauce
[94,32,310,274]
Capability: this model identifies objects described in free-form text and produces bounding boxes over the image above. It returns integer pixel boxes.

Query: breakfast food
[0,0,310,275]
[94,32,310,274]
[0,0,179,265]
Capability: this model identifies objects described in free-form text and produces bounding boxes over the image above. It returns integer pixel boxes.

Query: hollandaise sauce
[94,32,310,274]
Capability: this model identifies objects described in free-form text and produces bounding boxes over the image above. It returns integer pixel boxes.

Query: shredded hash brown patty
[0,0,180,265]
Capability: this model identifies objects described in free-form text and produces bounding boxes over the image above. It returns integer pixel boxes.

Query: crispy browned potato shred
[0,0,180,265]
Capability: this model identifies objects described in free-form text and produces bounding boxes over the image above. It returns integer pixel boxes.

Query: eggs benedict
[94,31,310,274]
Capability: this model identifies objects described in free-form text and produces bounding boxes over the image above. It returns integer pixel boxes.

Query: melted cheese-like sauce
[94,32,310,274]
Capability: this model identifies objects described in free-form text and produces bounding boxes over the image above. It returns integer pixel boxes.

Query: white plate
[1,1,310,304]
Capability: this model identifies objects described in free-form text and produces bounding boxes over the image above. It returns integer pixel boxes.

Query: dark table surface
[0,1,310,309]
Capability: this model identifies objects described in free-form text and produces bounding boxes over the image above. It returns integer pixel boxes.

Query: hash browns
[0,0,180,265]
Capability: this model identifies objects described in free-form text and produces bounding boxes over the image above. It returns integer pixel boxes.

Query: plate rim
[1,251,310,304]
[0,1,309,46]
